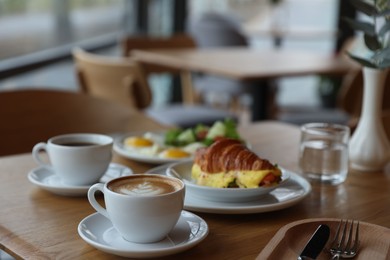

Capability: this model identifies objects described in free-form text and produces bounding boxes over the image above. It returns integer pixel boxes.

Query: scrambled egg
[191,164,280,188]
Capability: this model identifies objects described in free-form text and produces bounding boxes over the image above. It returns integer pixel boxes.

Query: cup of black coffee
[32,133,113,186]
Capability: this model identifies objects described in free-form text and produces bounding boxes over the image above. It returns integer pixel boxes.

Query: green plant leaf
[346,0,390,68]
[377,0,388,10]
[379,20,390,36]
[349,0,379,16]
[364,33,382,50]
[347,52,378,68]
[343,17,376,36]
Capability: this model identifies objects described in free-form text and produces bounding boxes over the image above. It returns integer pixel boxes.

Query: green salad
[164,118,242,147]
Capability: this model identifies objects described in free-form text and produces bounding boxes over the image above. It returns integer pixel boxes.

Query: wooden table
[1,121,389,259]
[132,47,357,121]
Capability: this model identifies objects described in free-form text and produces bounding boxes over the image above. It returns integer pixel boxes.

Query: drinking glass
[299,123,350,185]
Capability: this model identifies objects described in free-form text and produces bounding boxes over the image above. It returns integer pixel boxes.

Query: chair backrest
[0,89,163,156]
[72,48,152,109]
[337,69,364,120]
[121,34,197,104]
[383,109,390,139]
[187,12,249,48]
[337,68,390,123]
[121,34,196,74]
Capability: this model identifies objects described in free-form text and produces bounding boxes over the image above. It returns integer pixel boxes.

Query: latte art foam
[118,181,169,196]
[109,176,179,196]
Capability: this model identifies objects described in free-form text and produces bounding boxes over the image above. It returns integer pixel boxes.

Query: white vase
[349,67,390,171]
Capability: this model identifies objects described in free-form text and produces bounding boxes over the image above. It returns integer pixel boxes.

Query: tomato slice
[260,173,277,186]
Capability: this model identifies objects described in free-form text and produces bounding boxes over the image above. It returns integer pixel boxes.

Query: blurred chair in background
[122,33,195,56]
[337,68,390,131]
[382,109,390,139]
[73,48,236,128]
[276,68,390,131]
[188,12,248,47]
[74,48,152,109]
[0,89,164,156]
[121,34,197,104]
[187,12,258,113]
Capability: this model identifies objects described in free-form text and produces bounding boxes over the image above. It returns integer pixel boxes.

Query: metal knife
[297,224,330,260]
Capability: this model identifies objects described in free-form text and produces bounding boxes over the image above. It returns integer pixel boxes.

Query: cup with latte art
[88,174,185,243]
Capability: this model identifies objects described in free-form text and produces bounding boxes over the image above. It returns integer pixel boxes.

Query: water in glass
[299,123,350,185]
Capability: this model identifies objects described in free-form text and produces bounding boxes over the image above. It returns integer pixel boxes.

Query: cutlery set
[298,220,360,260]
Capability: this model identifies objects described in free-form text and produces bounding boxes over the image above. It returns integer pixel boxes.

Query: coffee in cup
[32,133,113,186]
[88,174,185,243]
[109,175,180,196]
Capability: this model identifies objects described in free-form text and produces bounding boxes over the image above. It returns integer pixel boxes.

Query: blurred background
[0,0,348,113]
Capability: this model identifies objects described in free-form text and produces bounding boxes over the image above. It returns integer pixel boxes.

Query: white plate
[78,211,209,259]
[147,164,311,214]
[167,160,289,203]
[27,163,133,196]
[113,132,194,164]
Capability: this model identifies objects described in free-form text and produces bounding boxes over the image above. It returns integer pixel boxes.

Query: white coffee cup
[88,174,185,243]
[32,133,113,186]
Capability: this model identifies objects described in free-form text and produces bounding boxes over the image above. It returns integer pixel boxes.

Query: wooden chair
[73,48,152,110]
[274,37,362,126]
[72,47,236,128]
[382,109,390,139]
[277,67,390,130]
[0,89,165,156]
[334,36,390,130]
[337,68,390,131]
[121,34,198,104]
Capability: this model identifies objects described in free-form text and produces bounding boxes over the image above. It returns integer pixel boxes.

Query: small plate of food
[166,138,289,202]
[114,119,243,164]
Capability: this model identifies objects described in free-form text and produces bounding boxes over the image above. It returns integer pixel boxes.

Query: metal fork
[329,219,360,259]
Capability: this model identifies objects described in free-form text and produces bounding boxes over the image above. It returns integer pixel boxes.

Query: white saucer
[78,211,209,258]
[146,164,312,214]
[27,163,133,196]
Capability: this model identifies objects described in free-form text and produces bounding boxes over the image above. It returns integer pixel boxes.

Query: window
[0,0,132,60]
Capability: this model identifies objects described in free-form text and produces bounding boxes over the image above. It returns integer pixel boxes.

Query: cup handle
[32,142,51,168]
[88,183,109,219]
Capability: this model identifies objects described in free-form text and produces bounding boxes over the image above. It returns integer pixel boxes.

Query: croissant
[192,138,282,188]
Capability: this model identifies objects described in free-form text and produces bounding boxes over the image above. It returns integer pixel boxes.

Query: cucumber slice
[177,129,196,144]
[206,121,226,139]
